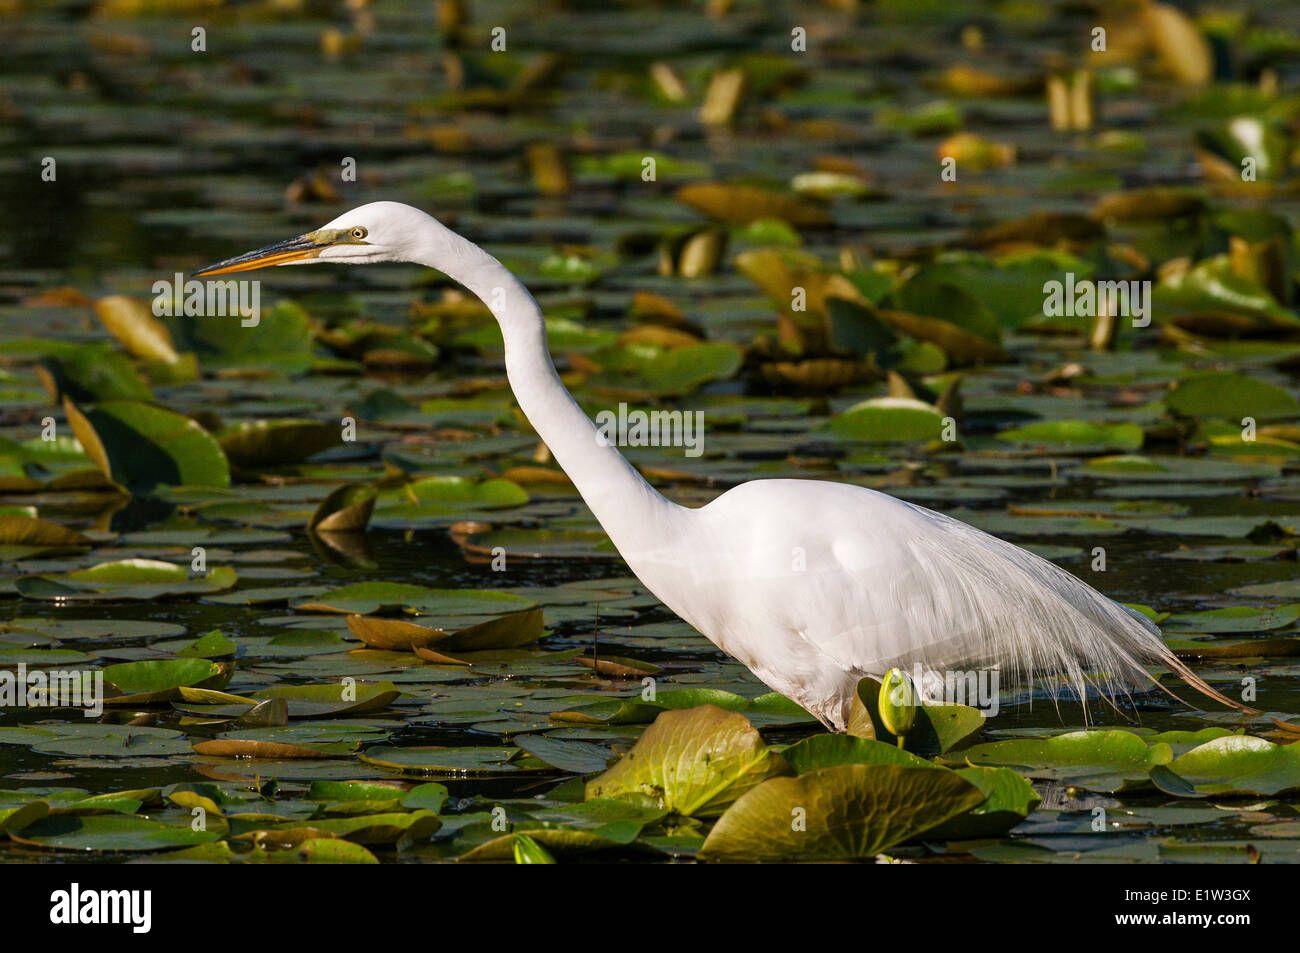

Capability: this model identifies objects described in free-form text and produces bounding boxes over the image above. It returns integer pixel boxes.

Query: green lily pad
[295,582,534,616]
[822,397,947,443]
[280,810,441,844]
[16,559,237,601]
[635,342,744,395]
[1166,636,1300,658]
[164,300,316,371]
[37,345,153,403]
[360,746,549,778]
[218,419,341,469]
[104,658,226,695]
[1152,735,1300,797]
[780,734,934,773]
[1165,373,1300,421]
[549,698,668,725]
[459,796,667,860]
[698,764,986,862]
[64,398,230,492]
[0,800,50,834]
[585,705,792,817]
[0,515,92,562]
[996,420,1144,451]
[513,734,612,774]
[401,475,528,509]
[923,766,1042,839]
[12,814,222,852]
[289,838,381,863]
[1163,604,1300,632]
[248,682,401,717]
[950,730,1171,792]
[31,725,193,758]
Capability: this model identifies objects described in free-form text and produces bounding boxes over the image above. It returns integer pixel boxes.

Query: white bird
[196,201,1252,730]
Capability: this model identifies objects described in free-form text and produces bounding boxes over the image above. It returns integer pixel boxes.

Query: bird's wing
[788,494,1243,710]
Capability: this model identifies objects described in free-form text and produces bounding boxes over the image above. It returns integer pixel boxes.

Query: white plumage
[640,479,1184,728]
[196,202,1250,730]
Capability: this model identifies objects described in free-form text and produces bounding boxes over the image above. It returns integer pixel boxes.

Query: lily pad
[996,421,1144,451]
[951,730,1171,793]
[295,583,533,617]
[1151,735,1300,797]
[823,397,947,443]
[12,814,222,852]
[16,559,237,601]
[218,420,341,469]
[0,515,92,562]
[308,484,378,533]
[360,746,549,778]
[585,705,792,817]
[64,398,230,492]
[698,764,985,862]
[1165,373,1299,421]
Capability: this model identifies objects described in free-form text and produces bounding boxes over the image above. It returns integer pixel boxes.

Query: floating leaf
[402,475,528,509]
[291,838,380,864]
[16,559,237,601]
[441,607,544,651]
[823,397,947,443]
[38,346,153,403]
[12,814,221,852]
[676,183,829,227]
[923,767,1042,839]
[514,734,612,774]
[346,615,448,651]
[193,739,356,759]
[94,295,194,383]
[633,342,744,396]
[0,515,91,562]
[0,800,50,835]
[64,398,229,492]
[997,421,1144,451]
[1166,373,1299,421]
[951,730,1170,792]
[268,810,440,845]
[104,658,225,694]
[1166,636,1300,659]
[218,420,341,469]
[585,705,792,817]
[1163,604,1300,632]
[296,583,533,617]
[360,745,549,778]
[780,734,933,773]
[698,764,985,862]
[177,629,237,658]
[1152,735,1300,797]
[1142,2,1212,86]
[460,797,667,860]
[164,300,316,371]
[876,310,1009,366]
[308,484,378,533]
[575,654,660,677]
[248,682,401,717]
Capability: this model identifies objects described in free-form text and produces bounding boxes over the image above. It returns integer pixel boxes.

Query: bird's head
[193,201,451,276]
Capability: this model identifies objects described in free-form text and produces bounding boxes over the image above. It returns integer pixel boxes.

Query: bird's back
[639,478,1170,728]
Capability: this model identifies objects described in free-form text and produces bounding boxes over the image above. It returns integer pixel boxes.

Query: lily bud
[878,668,917,744]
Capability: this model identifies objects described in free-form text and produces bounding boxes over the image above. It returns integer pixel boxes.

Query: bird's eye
[350,226,367,240]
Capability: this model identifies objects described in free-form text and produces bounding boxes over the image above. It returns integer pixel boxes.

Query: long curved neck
[421,227,686,558]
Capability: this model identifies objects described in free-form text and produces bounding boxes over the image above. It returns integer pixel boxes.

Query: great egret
[196,201,1251,729]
